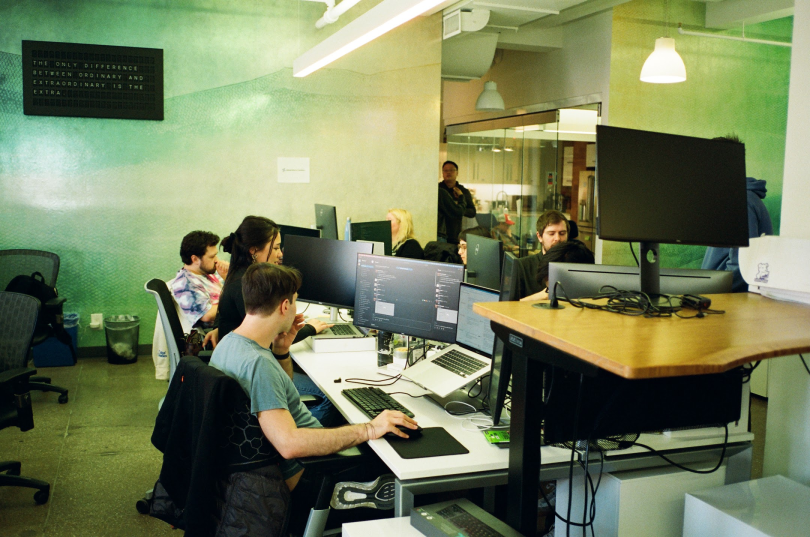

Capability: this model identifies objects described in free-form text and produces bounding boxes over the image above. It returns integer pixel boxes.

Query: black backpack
[5,271,58,333]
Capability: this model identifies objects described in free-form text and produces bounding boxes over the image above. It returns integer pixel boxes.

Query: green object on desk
[484,430,510,445]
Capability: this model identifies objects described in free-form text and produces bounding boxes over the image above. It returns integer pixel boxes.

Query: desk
[474,293,810,534]
[291,342,755,518]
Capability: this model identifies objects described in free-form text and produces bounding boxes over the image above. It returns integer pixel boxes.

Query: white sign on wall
[277,157,310,183]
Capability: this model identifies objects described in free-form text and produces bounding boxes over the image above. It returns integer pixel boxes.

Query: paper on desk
[739,236,810,304]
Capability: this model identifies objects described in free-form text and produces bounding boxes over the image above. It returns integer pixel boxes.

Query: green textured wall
[603,0,791,268]
[0,0,442,348]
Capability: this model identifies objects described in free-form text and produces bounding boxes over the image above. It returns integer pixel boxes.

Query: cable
[566,374,585,537]
[633,423,729,474]
[799,354,810,376]
[629,242,639,267]
[298,302,310,314]
[344,374,402,386]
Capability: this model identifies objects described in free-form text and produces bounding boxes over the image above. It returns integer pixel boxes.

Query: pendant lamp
[640,0,686,83]
[475,81,505,111]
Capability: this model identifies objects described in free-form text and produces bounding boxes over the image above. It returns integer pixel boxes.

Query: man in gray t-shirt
[210,262,418,492]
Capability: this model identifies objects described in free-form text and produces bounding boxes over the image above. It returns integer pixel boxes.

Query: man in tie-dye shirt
[169,231,229,329]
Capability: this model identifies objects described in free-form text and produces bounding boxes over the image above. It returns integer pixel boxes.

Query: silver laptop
[403,283,498,397]
[312,322,367,339]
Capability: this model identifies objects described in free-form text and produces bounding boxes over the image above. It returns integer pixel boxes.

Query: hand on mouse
[367,410,419,440]
[306,318,333,334]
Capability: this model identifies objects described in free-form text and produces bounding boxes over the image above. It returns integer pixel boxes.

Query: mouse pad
[385,427,469,459]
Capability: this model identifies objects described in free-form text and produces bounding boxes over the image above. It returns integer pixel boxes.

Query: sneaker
[330,474,396,510]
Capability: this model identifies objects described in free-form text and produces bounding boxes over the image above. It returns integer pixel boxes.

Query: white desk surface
[291,341,753,482]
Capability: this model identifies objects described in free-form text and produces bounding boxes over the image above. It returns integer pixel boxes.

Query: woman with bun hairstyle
[206,215,340,426]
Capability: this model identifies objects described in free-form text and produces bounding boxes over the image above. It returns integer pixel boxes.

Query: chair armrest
[198,350,213,363]
[0,367,37,386]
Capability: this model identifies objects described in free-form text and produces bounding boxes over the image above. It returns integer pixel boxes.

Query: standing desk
[291,339,757,517]
[474,293,810,535]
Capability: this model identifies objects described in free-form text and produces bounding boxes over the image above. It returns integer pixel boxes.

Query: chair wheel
[34,489,50,504]
[136,498,151,514]
[58,393,69,404]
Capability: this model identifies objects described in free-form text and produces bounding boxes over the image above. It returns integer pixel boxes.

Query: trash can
[105,315,139,365]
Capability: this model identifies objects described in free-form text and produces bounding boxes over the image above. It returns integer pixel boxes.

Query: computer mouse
[385,425,423,440]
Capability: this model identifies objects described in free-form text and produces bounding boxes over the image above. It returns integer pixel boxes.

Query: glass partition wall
[445,105,599,254]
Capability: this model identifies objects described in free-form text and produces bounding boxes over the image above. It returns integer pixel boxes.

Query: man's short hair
[242,263,302,316]
[458,226,490,242]
[713,134,743,144]
[180,231,219,265]
[535,210,569,236]
[442,160,459,171]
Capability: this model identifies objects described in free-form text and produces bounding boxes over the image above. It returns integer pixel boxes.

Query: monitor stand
[639,241,681,311]
[329,306,339,323]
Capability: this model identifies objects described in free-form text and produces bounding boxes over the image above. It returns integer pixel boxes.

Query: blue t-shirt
[210,332,321,429]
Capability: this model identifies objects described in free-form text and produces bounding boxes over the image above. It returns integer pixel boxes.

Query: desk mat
[386,427,469,459]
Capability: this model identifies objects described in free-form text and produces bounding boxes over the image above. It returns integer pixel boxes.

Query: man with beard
[170,230,229,329]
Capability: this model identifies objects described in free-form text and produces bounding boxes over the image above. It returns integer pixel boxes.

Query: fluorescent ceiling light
[294,0,447,77]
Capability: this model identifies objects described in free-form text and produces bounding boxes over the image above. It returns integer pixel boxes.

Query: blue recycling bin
[32,312,78,367]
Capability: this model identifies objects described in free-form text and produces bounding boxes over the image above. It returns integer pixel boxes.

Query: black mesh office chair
[0,249,73,403]
[0,292,51,504]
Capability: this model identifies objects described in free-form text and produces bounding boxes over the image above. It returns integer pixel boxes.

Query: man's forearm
[283,423,370,459]
[275,356,294,380]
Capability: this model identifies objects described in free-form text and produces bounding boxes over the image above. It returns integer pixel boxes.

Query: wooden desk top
[474,293,810,379]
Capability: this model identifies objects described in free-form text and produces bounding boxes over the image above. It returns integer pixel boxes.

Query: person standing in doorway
[438,161,476,244]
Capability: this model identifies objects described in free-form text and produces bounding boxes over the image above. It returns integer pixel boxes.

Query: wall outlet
[90,313,103,329]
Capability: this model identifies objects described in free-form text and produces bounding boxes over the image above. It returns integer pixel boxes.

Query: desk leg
[394,479,414,517]
[726,443,753,484]
[506,350,544,535]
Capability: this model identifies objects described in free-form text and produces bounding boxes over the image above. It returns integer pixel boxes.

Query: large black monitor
[278,224,320,249]
[466,235,503,291]
[353,254,465,344]
[282,235,372,310]
[350,221,392,256]
[596,125,748,300]
[488,252,520,425]
[314,204,338,240]
[548,263,733,302]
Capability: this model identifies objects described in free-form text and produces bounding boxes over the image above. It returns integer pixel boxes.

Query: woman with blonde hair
[386,208,425,259]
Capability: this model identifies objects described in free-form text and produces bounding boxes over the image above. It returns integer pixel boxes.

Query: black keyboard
[341,387,414,419]
[433,349,487,378]
[436,504,505,537]
[328,324,356,336]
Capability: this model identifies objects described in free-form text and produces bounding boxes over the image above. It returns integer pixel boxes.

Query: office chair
[0,292,52,504]
[142,355,364,536]
[144,279,187,382]
[0,249,72,404]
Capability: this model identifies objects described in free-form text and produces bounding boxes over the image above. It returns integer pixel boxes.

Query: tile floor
[1,356,175,536]
[1,357,768,536]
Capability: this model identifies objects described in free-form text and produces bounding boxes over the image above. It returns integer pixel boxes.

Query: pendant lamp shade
[640,37,686,83]
[475,81,505,111]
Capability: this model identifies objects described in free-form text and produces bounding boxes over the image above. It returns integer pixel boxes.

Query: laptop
[403,283,498,397]
[312,321,367,339]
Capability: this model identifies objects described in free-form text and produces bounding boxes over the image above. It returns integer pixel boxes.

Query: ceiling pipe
[677,23,792,48]
[316,0,364,29]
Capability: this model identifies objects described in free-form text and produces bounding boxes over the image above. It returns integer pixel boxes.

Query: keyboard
[436,503,504,537]
[341,387,414,419]
[433,349,488,378]
[328,324,356,336]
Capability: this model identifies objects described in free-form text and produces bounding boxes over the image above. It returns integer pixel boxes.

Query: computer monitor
[547,263,733,302]
[499,252,520,302]
[282,235,372,310]
[456,283,498,356]
[314,204,338,240]
[596,125,748,300]
[350,221,392,256]
[475,213,497,230]
[278,224,320,249]
[466,235,503,291]
[353,253,465,344]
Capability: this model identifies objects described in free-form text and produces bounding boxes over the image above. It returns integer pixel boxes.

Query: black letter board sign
[22,40,163,120]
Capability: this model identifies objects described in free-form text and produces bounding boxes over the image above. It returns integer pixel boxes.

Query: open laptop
[312,318,367,339]
[403,283,498,397]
